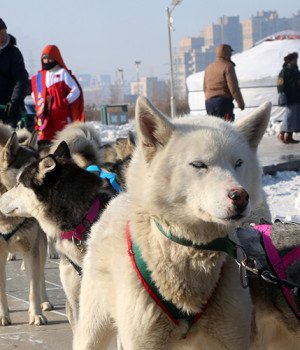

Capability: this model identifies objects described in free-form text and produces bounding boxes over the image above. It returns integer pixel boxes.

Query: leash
[238,225,300,295]
[86,165,123,193]
[154,219,300,300]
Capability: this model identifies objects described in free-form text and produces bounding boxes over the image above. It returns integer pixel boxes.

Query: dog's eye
[190,161,208,170]
[235,159,243,168]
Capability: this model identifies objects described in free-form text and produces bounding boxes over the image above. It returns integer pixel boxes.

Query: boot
[285,132,299,144]
[277,131,286,143]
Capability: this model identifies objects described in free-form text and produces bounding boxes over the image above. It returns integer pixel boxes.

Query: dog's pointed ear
[235,101,271,152]
[127,130,136,148]
[135,96,174,162]
[37,156,56,183]
[53,141,71,159]
[2,132,19,160]
[23,130,39,151]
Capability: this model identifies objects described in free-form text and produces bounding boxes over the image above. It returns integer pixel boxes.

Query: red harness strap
[126,221,224,338]
[61,198,100,241]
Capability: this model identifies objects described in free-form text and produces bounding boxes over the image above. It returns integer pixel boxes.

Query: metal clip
[72,234,86,254]
[241,257,262,276]
[235,245,249,288]
[260,270,278,285]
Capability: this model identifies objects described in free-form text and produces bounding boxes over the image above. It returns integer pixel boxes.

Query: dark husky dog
[236,221,300,350]
[45,122,133,330]
[0,141,118,329]
[0,124,52,326]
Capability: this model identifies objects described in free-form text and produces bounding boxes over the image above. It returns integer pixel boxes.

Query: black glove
[4,101,21,118]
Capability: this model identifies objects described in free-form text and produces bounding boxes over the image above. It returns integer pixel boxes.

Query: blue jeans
[205,97,234,122]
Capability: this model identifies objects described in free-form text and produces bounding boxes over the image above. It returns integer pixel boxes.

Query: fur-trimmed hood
[0,34,17,53]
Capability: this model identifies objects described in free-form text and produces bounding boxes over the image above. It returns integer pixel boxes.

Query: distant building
[173,16,242,99]
[130,77,166,100]
[203,23,221,47]
[242,10,300,50]
[79,74,112,106]
[218,16,243,52]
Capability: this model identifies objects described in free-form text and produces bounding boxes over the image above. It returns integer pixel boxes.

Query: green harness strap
[128,221,226,339]
[131,237,196,338]
[154,220,238,259]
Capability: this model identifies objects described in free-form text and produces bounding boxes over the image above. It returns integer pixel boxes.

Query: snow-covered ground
[89,120,300,224]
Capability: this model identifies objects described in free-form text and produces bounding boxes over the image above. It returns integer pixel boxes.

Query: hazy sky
[2,0,300,81]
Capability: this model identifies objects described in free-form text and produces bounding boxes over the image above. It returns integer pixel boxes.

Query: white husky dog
[0,97,271,349]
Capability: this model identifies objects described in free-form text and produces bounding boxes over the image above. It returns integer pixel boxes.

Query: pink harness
[61,198,100,241]
[254,224,300,319]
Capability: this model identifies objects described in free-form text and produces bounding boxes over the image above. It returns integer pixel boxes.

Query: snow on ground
[263,170,300,222]
[89,120,300,223]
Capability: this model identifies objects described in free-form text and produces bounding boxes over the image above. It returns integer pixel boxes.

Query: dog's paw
[0,315,11,326]
[48,251,60,259]
[7,253,16,261]
[29,314,48,326]
[47,241,60,259]
[41,301,54,311]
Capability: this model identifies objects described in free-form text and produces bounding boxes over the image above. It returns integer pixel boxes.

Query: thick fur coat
[72,97,271,349]
[0,97,272,348]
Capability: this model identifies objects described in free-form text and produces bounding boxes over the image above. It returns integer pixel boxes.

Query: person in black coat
[0,18,29,128]
[277,52,300,144]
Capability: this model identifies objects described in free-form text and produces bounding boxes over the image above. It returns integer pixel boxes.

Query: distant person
[277,52,300,144]
[203,44,245,122]
[31,45,85,140]
[0,18,29,128]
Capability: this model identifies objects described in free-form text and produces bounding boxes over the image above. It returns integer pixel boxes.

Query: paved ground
[258,134,300,174]
[1,133,300,349]
[0,256,73,349]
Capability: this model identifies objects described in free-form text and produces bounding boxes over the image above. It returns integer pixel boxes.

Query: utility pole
[118,68,124,103]
[135,60,142,96]
[166,0,183,118]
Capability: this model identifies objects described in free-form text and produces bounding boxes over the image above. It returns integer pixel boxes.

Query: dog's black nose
[228,187,249,213]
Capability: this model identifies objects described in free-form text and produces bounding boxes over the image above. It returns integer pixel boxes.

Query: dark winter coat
[277,64,300,105]
[0,34,28,106]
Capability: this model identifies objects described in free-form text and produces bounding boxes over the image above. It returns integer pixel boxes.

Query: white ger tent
[186,31,300,122]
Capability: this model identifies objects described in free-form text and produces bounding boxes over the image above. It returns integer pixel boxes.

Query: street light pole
[135,60,142,96]
[118,68,124,103]
[166,0,183,118]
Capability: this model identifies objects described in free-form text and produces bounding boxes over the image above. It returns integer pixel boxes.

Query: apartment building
[130,77,166,100]
[242,10,300,50]
[173,16,241,98]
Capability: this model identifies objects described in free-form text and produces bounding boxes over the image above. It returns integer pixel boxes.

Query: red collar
[61,198,100,242]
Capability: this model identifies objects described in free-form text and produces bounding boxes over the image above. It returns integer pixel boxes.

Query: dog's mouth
[225,214,245,221]
[2,208,18,216]
[0,203,20,217]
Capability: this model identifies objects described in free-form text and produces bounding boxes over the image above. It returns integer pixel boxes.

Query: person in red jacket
[31,45,85,140]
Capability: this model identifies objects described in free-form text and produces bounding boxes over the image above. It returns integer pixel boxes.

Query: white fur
[71,97,271,349]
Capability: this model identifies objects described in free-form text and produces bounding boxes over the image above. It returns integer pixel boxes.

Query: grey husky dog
[0,97,273,349]
[236,221,300,350]
[0,124,52,326]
